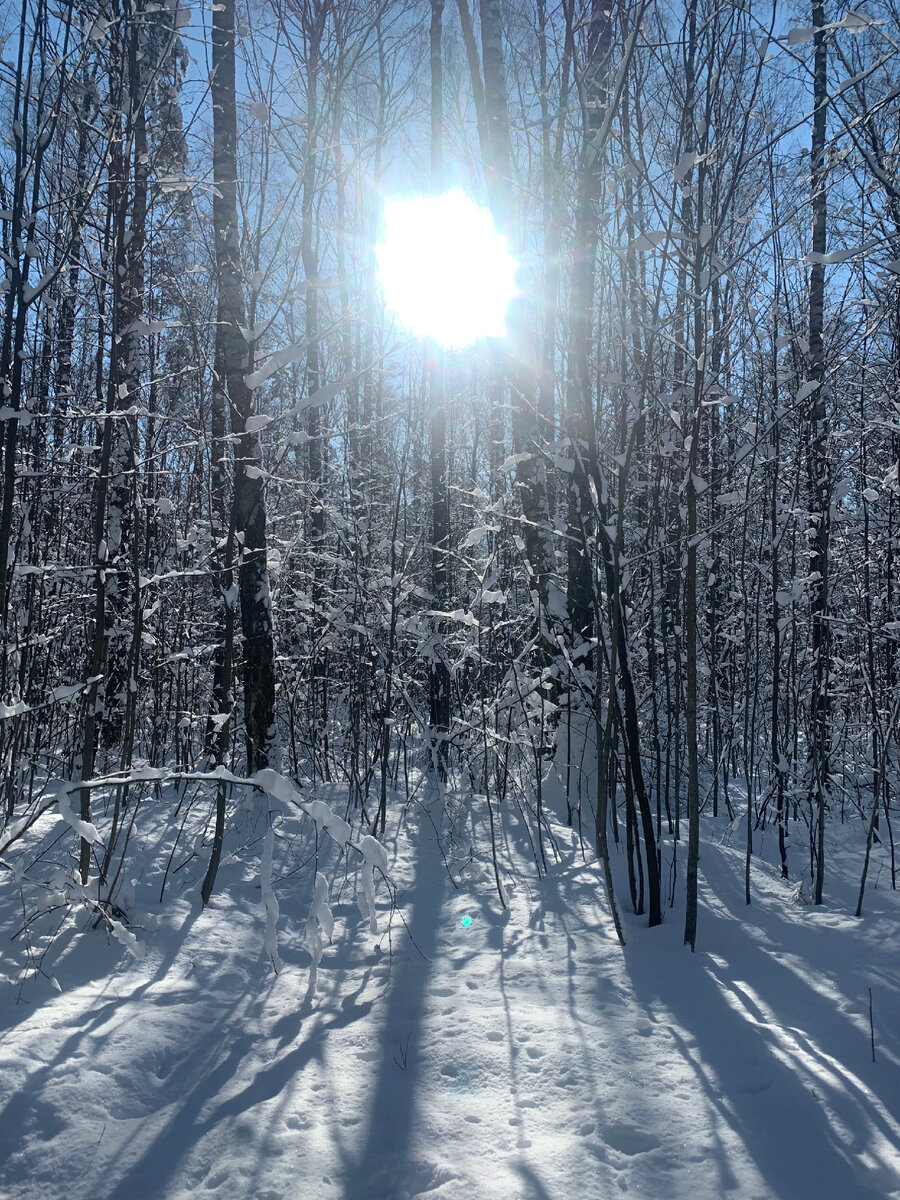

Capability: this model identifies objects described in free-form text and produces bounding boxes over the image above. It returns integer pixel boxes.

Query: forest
[0,0,899,1197]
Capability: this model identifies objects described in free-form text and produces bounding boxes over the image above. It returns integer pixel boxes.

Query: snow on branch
[261,827,282,974]
[56,786,100,846]
[41,767,391,983]
[305,872,334,998]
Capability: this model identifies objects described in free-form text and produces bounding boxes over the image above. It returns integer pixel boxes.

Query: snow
[244,343,309,391]
[796,379,821,403]
[305,871,334,998]
[0,779,898,1200]
[260,827,282,974]
[357,833,389,934]
[55,783,100,845]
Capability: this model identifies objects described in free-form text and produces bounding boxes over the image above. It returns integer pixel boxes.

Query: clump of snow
[253,767,351,847]
[107,913,144,961]
[357,833,389,933]
[304,871,334,997]
[304,799,351,849]
[260,826,282,973]
[55,784,100,845]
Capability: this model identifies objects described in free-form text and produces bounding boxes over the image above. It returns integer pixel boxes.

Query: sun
[376,189,518,349]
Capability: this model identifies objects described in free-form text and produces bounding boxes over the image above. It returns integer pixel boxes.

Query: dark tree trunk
[429,0,451,770]
[809,0,830,906]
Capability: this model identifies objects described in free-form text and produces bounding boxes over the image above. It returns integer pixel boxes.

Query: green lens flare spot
[461,915,472,928]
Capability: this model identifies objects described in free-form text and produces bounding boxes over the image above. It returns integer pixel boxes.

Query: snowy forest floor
[1,773,899,1200]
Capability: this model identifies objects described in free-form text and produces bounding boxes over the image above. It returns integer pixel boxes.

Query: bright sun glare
[376,189,518,349]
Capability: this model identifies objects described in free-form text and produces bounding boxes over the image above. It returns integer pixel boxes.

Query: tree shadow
[338,804,448,1200]
[623,841,900,1200]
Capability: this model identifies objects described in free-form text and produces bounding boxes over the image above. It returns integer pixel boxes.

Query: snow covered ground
[1,777,898,1200]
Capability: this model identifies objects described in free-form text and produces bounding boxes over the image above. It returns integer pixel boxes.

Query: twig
[869,987,876,1063]
[393,1031,411,1071]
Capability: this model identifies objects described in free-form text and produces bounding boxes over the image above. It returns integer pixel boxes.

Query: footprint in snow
[284,1115,306,1130]
[603,1123,661,1156]
[740,1079,772,1095]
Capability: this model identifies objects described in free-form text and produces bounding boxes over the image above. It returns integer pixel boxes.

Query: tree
[808,0,830,906]
[203,0,277,904]
[429,0,452,770]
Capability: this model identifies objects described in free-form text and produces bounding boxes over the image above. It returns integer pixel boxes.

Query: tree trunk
[808,0,830,906]
[476,0,554,624]
[429,0,451,771]
[205,0,276,907]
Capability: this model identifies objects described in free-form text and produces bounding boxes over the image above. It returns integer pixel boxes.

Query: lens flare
[376,190,518,348]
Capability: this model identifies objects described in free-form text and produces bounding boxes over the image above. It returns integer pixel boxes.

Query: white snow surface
[1,784,899,1200]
